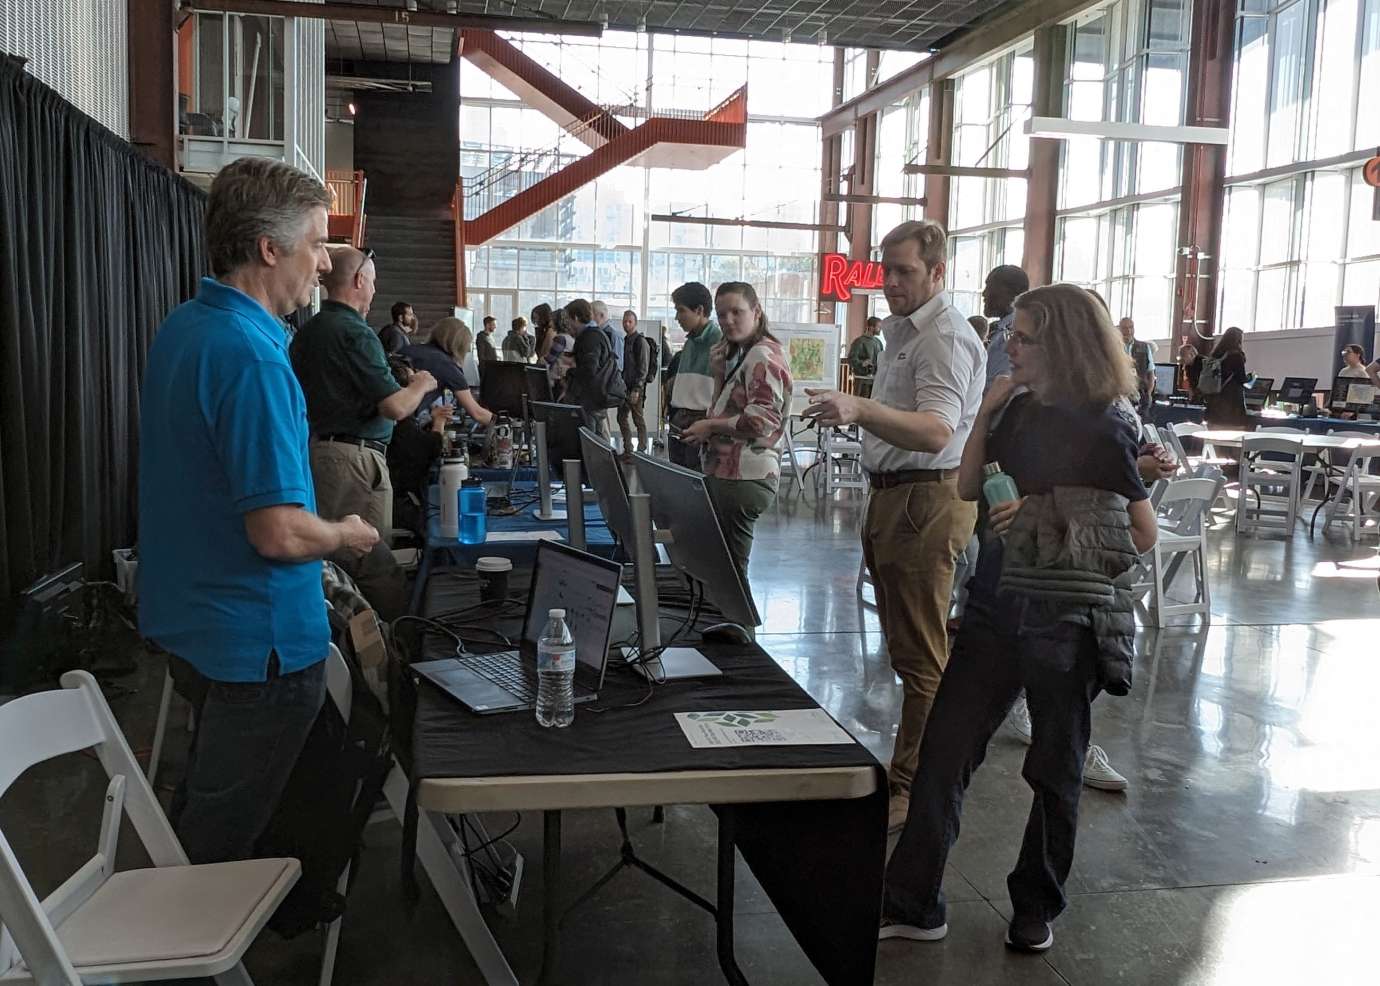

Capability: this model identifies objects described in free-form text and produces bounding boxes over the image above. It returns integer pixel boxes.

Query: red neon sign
[819,252,884,302]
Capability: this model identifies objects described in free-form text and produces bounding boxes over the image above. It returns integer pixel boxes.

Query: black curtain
[0,55,207,611]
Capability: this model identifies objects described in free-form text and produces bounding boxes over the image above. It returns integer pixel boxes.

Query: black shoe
[1004,916,1053,952]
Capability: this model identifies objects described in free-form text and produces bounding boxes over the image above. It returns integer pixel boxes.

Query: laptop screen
[522,540,623,678]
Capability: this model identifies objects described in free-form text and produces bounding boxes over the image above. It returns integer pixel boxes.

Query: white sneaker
[1009,695,1033,745]
[879,919,948,942]
[1082,744,1128,791]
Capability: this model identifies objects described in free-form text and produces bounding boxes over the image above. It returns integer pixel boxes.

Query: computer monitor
[523,365,552,406]
[1244,376,1273,411]
[1331,375,1377,412]
[630,453,760,629]
[1153,363,1178,397]
[578,427,633,546]
[529,401,587,482]
[1277,376,1316,405]
[479,361,530,417]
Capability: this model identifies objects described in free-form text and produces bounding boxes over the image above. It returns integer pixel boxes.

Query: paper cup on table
[476,557,513,602]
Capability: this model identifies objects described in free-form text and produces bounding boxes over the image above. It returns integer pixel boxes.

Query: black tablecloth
[410,646,887,986]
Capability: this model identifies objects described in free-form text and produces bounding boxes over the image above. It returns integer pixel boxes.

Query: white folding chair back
[1322,448,1380,541]
[819,426,867,498]
[1236,435,1304,535]
[0,671,297,986]
[1142,477,1219,625]
[1170,422,1206,438]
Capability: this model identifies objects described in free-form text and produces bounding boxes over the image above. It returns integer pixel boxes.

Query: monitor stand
[530,419,566,521]
[627,493,723,682]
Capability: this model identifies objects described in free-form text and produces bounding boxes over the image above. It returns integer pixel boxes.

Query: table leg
[409,544,435,614]
[538,810,562,986]
[382,767,518,986]
[715,812,749,986]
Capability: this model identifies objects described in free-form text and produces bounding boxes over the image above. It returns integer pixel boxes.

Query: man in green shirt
[847,316,885,397]
[291,246,436,531]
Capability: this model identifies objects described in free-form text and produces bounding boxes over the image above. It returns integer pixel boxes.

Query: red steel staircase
[455,29,747,248]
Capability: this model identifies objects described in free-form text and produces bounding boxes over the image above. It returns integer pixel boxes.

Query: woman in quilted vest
[681,281,792,603]
[880,283,1158,956]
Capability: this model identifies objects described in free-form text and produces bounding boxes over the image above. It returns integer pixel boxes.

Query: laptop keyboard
[461,652,538,703]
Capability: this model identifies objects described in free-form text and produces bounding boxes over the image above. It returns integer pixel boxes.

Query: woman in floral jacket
[682,281,793,597]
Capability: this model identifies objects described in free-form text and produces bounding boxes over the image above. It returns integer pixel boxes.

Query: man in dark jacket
[617,309,650,455]
[378,300,415,354]
[563,298,625,433]
[476,315,499,363]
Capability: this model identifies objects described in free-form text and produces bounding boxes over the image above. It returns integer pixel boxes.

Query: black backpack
[642,335,659,384]
[578,327,626,409]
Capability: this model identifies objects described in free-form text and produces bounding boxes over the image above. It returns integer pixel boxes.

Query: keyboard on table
[461,652,537,703]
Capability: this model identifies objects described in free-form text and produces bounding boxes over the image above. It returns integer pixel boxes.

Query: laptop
[413,540,624,714]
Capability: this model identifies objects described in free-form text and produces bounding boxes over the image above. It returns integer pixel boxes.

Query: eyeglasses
[1008,331,1041,348]
[353,248,375,282]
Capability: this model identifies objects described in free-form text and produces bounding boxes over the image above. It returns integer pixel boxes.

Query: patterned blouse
[701,336,793,482]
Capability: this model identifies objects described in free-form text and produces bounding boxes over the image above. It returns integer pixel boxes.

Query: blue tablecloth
[1149,402,1380,436]
[409,481,616,612]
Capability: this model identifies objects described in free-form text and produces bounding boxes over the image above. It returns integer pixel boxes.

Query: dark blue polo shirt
[138,278,329,682]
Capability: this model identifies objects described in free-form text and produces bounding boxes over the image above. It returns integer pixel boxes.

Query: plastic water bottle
[459,479,487,544]
[982,461,1021,508]
[535,609,576,728]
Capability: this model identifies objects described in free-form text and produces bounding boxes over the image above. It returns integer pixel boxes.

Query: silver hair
[205,157,331,277]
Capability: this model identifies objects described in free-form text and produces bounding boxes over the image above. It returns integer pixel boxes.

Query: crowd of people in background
[137,156,1272,962]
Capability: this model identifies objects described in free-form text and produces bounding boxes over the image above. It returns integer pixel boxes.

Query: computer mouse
[700,622,752,645]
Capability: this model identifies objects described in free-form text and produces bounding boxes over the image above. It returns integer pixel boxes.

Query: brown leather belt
[868,468,959,490]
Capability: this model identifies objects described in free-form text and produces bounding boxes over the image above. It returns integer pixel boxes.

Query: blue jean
[883,600,1101,927]
[168,652,326,864]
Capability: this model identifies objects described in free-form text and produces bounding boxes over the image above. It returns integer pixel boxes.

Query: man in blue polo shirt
[139,157,379,864]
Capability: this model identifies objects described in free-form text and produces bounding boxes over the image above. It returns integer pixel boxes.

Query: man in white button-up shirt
[805,220,985,833]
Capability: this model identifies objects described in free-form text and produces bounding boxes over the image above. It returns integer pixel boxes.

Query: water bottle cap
[983,461,1001,477]
[548,608,566,619]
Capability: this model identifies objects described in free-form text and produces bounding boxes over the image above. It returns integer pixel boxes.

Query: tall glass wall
[459,31,833,346]
[1218,0,1380,333]
[946,43,1035,317]
[1053,0,1191,340]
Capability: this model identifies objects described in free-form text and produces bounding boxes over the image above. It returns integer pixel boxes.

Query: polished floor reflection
[3,491,1378,985]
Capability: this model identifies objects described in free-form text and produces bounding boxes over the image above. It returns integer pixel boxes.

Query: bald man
[290,245,435,533]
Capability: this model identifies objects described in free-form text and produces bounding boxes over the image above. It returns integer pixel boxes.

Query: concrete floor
[4,489,1380,985]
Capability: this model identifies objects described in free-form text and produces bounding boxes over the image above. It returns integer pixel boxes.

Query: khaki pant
[862,477,976,795]
[618,390,648,453]
[310,439,392,531]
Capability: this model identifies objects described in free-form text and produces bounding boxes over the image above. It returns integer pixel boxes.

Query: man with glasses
[803,221,985,833]
[291,245,436,536]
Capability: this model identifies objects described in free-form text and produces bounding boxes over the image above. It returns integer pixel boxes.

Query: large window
[946,43,1034,316]
[1219,0,1380,330]
[459,31,827,340]
[1052,0,1190,340]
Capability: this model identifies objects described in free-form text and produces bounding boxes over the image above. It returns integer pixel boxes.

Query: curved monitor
[630,453,760,629]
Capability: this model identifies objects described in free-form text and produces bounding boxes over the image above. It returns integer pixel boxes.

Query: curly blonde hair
[1013,284,1137,408]
[429,317,473,362]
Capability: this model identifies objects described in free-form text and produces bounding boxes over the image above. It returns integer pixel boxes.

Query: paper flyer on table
[675,709,854,748]
[485,530,563,542]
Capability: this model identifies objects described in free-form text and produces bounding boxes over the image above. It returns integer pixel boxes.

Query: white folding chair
[1236,434,1304,535]
[1142,478,1219,626]
[319,645,353,986]
[818,425,867,498]
[1303,430,1373,502]
[1321,447,1380,541]
[0,671,299,986]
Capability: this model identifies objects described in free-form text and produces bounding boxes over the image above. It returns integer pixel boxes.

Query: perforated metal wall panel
[0,0,129,137]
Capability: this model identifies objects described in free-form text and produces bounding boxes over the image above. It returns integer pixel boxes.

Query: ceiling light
[783,29,792,43]
[348,102,356,115]
[1023,116,1229,145]
[818,30,828,45]
[637,15,647,33]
